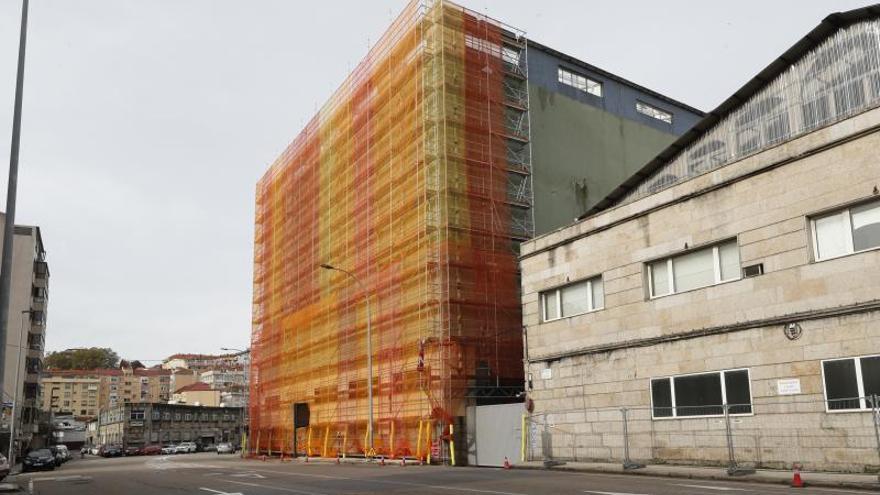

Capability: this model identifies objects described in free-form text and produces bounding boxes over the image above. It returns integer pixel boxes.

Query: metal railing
[526,395,880,476]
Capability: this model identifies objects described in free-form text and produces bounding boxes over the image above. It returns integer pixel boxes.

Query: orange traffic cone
[791,469,804,488]
[503,457,511,470]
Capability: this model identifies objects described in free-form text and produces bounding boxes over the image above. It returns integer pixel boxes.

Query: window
[185,414,192,421]
[649,239,740,297]
[822,355,880,411]
[541,275,604,321]
[651,369,752,418]
[812,199,880,260]
[558,67,602,97]
[636,101,673,124]
[163,412,171,421]
[152,411,160,421]
[131,410,145,420]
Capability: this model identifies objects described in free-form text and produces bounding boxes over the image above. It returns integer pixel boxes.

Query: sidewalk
[517,460,880,491]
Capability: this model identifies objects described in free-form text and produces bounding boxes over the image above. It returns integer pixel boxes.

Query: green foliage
[44,347,120,370]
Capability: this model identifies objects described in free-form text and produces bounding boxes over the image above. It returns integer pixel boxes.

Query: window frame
[648,239,741,299]
[810,199,880,262]
[540,275,605,322]
[557,67,603,97]
[650,368,754,420]
[636,100,674,124]
[820,354,879,413]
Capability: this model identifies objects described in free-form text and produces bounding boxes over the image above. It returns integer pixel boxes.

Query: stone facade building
[520,7,880,473]
[96,403,243,449]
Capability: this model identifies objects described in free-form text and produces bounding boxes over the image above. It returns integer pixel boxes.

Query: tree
[45,347,120,370]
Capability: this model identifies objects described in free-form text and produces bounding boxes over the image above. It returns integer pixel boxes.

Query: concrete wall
[526,46,703,235]
[520,105,880,472]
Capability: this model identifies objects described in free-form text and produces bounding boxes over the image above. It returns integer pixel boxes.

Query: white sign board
[777,378,801,395]
[540,368,552,380]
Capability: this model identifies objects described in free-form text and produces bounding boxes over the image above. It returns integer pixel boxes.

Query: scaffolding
[250,0,531,462]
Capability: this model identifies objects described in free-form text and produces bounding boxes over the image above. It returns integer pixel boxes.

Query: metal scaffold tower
[250,0,531,463]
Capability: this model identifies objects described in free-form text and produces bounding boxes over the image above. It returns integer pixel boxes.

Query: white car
[161,445,177,455]
[175,442,197,454]
[90,445,101,456]
[216,442,235,454]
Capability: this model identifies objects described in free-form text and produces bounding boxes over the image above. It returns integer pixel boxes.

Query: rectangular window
[649,239,740,297]
[636,101,673,124]
[651,369,752,419]
[812,199,880,260]
[557,67,602,97]
[822,355,880,411]
[541,275,604,321]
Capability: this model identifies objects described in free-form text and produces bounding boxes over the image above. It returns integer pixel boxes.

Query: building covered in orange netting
[250,0,531,462]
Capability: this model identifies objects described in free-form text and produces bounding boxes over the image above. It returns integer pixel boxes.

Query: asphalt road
[10,453,877,495]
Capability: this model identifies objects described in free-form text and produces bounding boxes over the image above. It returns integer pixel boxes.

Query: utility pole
[0,0,30,397]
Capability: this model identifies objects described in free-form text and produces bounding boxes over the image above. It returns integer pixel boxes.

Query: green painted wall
[529,85,682,235]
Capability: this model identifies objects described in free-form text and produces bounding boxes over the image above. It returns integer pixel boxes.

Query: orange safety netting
[250,0,531,462]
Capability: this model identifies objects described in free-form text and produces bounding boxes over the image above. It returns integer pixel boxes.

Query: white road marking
[673,485,749,491]
[224,467,529,495]
[230,472,266,479]
[220,479,329,495]
[199,488,244,495]
[583,492,650,495]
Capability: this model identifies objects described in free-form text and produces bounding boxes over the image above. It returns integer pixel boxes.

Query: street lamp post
[7,310,31,465]
[320,263,373,455]
[219,347,248,456]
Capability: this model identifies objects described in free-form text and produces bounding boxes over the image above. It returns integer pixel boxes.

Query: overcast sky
[0,0,870,363]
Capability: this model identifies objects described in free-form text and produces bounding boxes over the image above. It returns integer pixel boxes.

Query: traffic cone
[503,457,511,470]
[791,469,804,488]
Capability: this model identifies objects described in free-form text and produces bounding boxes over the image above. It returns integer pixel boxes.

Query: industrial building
[520,5,880,473]
[0,219,48,453]
[96,403,243,449]
[250,0,701,462]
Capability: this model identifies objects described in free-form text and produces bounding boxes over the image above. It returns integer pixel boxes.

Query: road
[11,453,877,495]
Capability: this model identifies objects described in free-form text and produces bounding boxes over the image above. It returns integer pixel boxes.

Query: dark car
[141,445,162,456]
[22,449,56,472]
[101,446,123,458]
[124,446,142,456]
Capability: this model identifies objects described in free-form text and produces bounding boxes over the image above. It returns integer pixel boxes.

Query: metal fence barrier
[526,395,880,476]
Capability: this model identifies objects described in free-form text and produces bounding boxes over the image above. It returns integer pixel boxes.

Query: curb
[514,463,880,492]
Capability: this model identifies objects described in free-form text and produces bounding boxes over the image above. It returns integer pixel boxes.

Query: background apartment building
[162,351,249,372]
[250,0,701,462]
[520,6,880,473]
[41,368,198,419]
[0,219,49,452]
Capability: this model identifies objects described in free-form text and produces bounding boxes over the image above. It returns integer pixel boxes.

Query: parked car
[124,446,142,456]
[175,442,197,454]
[90,445,102,456]
[47,446,63,467]
[101,446,123,458]
[55,445,71,463]
[22,450,56,472]
[216,442,235,454]
[160,445,177,455]
[0,453,9,481]
[202,444,217,452]
[141,445,162,456]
